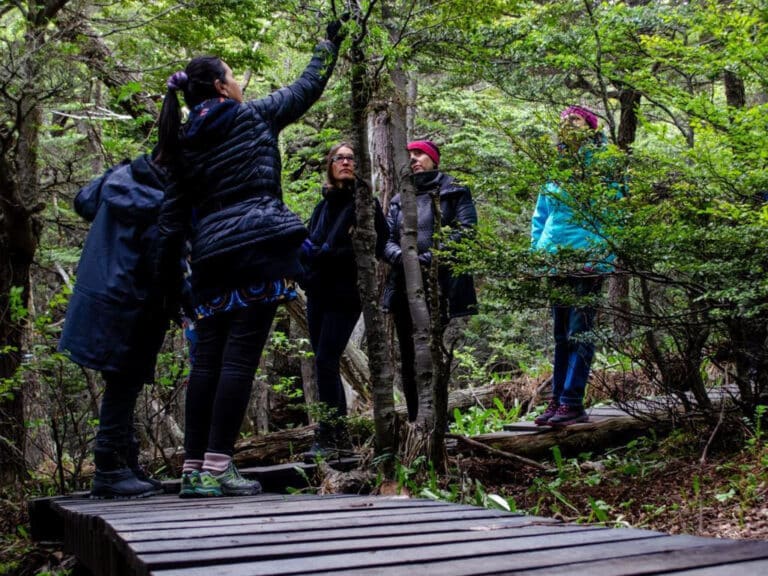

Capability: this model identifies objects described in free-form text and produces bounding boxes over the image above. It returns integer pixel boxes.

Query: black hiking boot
[90,468,157,499]
[127,440,164,494]
[302,423,346,463]
[302,440,341,463]
[132,465,164,494]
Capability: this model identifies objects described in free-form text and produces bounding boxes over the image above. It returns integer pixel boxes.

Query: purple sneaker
[534,400,559,426]
[548,404,588,427]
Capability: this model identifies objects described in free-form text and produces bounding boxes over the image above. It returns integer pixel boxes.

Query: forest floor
[454,423,768,541]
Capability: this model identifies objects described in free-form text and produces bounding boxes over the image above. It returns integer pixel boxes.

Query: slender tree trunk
[426,194,449,471]
[723,69,745,109]
[348,21,397,462]
[608,85,640,342]
[0,12,53,485]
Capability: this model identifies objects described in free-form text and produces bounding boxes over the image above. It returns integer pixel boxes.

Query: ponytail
[156,85,183,166]
[156,58,227,166]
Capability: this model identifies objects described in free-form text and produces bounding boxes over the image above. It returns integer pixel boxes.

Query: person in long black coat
[59,152,171,498]
[382,140,478,422]
[154,18,343,497]
[300,142,387,460]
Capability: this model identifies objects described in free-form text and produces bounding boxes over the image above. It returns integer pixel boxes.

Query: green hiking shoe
[179,470,203,498]
[213,462,262,496]
[195,471,223,497]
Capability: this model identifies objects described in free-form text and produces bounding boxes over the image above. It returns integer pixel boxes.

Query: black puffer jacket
[157,40,338,300]
[301,181,387,307]
[382,170,478,318]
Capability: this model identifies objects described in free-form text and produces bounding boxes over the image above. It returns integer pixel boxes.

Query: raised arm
[250,39,339,132]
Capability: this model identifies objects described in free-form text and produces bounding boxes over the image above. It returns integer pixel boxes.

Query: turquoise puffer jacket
[531,149,622,273]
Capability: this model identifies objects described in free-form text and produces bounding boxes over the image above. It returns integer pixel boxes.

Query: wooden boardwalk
[49,491,768,576]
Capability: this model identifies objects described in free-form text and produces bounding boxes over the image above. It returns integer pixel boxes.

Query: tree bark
[0,0,64,486]
[349,13,397,462]
[723,69,746,110]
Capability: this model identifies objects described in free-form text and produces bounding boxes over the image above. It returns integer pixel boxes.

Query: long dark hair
[326,141,356,188]
[156,56,227,166]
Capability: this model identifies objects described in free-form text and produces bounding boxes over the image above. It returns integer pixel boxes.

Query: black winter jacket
[382,170,478,318]
[301,181,387,307]
[59,154,170,380]
[157,40,338,301]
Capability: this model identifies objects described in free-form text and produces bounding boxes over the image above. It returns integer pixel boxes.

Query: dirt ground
[454,432,768,541]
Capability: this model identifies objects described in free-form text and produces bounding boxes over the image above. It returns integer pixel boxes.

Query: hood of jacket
[100,154,168,223]
[180,97,240,149]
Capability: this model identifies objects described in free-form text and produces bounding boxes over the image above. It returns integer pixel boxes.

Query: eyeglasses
[331,154,356,164]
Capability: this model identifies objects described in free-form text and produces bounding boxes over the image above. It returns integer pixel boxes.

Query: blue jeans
[551,277,603,408]
[184,303,277,459]
[306,296,359,432]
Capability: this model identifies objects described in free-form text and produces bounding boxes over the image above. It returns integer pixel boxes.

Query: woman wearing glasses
[301,142,387,460]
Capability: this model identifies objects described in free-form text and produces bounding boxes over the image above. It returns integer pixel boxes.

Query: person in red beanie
[532,105,623,428]
[382,139,478,422]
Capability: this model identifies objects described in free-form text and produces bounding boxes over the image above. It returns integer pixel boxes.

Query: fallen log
[234,426,316,466]
[465,415,667,459]
[232,383,530,466]
[387,382,523,418]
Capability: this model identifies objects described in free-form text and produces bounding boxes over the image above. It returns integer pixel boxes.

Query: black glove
[326,12,350,46]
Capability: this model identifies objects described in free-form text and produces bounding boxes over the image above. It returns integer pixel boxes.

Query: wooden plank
[52,493,358,517]
[55,495,453,527]
[298,535,731,576]
[121,509,542,543]
[140,523,612,570]
[105,498,456,530]
[107,504,515,535]
[130,518,601,554]
[150,527,663,576]
[665,558,768,575]
[586,407,632,416]
[507,539,768,575]
[475,415,661,458]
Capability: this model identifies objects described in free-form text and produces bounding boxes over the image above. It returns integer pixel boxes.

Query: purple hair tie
[167,71,189,91]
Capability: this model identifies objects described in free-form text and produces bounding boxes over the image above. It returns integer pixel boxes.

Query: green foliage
[393,456,517,512]
[450,397,522,435]
[272,375,304,401]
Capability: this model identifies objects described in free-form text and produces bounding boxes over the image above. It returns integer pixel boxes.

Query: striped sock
[182,459,203,473]
[203,452,231,474]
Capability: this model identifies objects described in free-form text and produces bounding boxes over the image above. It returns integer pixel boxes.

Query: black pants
[306,295,358,431]
[184,303,277,460]
[94,372,144,470]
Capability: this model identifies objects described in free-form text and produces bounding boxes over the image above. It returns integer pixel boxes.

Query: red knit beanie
[560,105,599,130]
[406,140,440,166]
